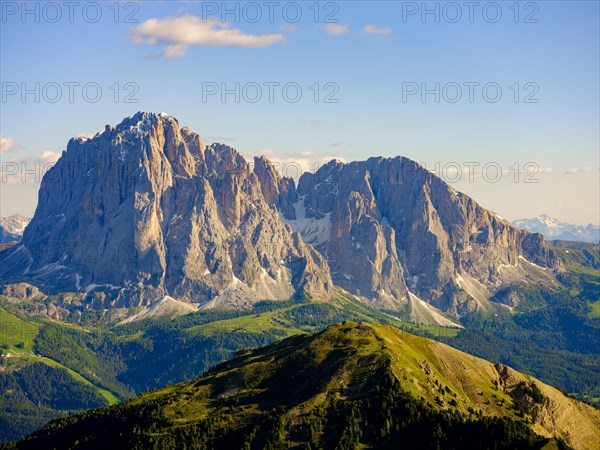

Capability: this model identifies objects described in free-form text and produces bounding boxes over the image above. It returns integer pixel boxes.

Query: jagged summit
[0,113,560,321]
[0,113,332,308]
[289,154,559,315]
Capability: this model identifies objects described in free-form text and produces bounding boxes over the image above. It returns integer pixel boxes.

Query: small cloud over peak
[39,150,60,163]
[74,132,96,139]
[363,25,392,35]
[563,166,593,175]
[205,135,238,143]
[129,15,285,58]
[0,135,20,154]
[323,24,349,35]
[0,149,60,185]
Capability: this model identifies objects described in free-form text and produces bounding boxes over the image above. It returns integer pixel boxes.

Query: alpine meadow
[0,2,598,449]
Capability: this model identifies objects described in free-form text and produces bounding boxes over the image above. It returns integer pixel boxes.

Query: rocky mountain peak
[0,113,333,308]
[0,113,561,323]
[283,154,560,317]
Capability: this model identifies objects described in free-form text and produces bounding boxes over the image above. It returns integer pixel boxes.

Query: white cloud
[563,166,593,175]
[363,25,392,35]
[129,15,285,58]
[280,24,302,33]
[205,135,238,143]
[74,132,96,139]
[323,24,349,35]
[159,44,188,59]
[0,135,20,154]
[39,150,60,164]
[1,150,60,185]
[240,148,346,181]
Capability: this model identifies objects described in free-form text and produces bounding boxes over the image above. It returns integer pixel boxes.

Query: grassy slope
[0,308,40,354]
[182,293,460,339]
[10,323,599,450]
[0,308,118,405]
[589,300,600,318]
[1,294,459,443]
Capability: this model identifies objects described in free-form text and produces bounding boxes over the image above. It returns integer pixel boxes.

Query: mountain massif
[0,216,29,244]
[513,215,600,245]
[6,322,598,450]
[0,112,560,323]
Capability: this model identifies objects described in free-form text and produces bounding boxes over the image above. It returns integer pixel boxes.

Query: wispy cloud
[563,166,593,175]
[74,132,96,139]
[280,24,302,33]
[1,150,60,185]
[363,25,392,35]
[323,24,349,35]
[39,150,60,164]
[0,135,20,154]
[129,15,285,58]
[299,119,321,127]
[158,44,188,59]
[533,167,554,174]
[205,135,238,143]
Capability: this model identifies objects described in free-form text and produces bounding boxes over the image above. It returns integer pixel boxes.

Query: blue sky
[1,1,598,225]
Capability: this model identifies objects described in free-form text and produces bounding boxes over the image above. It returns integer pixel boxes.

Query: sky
[1,0,598,225]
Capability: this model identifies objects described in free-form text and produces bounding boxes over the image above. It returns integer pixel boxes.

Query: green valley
[4,323,598,450]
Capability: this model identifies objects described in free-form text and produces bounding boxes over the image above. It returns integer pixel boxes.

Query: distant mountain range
[513,215,599,244]
[0,215,30,243]
[0,112,560,324]
[11,323,599,450]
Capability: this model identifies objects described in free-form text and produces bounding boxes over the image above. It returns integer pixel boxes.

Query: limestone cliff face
[0,113,560,317]
[0,113,332,307]
[289,157,560,314]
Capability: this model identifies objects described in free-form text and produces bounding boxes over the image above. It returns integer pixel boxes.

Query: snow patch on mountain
[513,214,599,244]
[280,196,332,246]
[0,215,30,243]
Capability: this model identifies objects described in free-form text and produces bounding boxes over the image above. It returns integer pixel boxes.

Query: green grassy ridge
[0,307,119,403]
[589,300,600,318]
[0,307,120,443]
[0,308,40,354]
[552,246,600,275]
[7,322,589,450]
[0,361,113,444]
[0,296,460,443]
[0,307,119,394]
[178,294,460,339]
